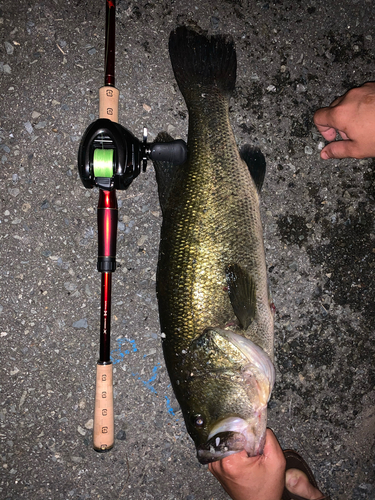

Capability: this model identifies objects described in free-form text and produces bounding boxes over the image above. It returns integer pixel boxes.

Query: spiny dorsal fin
[240,145,266,193]
[225,264,256,330]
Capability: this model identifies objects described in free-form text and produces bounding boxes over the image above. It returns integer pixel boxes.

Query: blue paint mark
[142,363,160,394]
[111,337,137,364]
[110,341,179,422]
[165,396,175,416]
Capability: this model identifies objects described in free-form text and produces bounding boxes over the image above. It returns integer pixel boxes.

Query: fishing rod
[78,0,187,452]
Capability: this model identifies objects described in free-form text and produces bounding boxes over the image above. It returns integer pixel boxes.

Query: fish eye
[192,414,205,428]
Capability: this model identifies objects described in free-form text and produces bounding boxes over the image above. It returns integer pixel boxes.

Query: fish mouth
[196,415,267,464]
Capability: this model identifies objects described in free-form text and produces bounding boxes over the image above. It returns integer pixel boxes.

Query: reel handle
[148,139,187,166]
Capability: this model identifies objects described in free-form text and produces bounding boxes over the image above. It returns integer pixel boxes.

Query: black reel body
[78,118,187,191]
[78,119,142,191]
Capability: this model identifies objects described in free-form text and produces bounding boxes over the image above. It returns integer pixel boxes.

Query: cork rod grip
[93,363,114,451]
[99,86,119,121]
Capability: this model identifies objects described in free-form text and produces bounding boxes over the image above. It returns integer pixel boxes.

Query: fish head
[176,328,275,464]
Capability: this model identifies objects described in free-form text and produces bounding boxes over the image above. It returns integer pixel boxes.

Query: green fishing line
[93,149,114,178]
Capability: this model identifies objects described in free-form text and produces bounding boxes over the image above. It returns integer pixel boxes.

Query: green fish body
[154,26,275,464]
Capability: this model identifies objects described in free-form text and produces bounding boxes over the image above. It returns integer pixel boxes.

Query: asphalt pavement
[1,1,374,499]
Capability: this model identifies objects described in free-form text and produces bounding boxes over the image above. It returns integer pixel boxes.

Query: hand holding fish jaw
[209,429,286,500]
[314,82,375,159]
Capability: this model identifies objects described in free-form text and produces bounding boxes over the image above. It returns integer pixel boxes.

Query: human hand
[313,82,375,159]
[208,429,286,500]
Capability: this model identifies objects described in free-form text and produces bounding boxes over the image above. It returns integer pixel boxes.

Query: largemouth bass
[153,26,275,464]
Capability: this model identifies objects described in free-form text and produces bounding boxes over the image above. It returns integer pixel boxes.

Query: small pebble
[9,188,20,197]
[85,419,93,430]
[24,121,33,134]
[34,121,47,130]
[116,429,127,441]
[137,235,148,246]
[304,146,313,155]
[4,41,14,55]
[144,348,157,357]
[211,16,219,30]
[1,63,11,74]
[77,425,86,436]
[72,318,88,329]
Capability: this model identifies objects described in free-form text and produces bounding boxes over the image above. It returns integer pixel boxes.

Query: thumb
[320,140,358,159]
[263,429,285,464]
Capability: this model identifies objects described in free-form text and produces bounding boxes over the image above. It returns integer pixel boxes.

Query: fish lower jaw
[197,446,240,464]
[196,413,267,464]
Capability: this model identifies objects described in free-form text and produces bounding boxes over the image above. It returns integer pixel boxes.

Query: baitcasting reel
[78,118,187,191]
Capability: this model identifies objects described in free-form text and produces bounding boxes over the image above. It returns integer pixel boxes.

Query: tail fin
[168,26,237,101]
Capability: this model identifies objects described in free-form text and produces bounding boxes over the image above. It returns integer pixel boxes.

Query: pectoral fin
[240,145,266,193]
[225,264,256,330]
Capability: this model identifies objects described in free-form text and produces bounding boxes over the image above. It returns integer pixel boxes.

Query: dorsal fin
[225,264,256,330]
[240,145,266,193]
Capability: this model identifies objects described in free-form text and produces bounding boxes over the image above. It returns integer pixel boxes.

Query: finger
[263,429,286,465]
[320,140,360,159]
[209,450,257,479]
[338,130,350,140]
[313,108,338,141]
[317,125,338,142]
[329,94,344,107]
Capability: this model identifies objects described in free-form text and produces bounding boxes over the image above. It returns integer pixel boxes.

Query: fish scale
[153,26,275,464]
